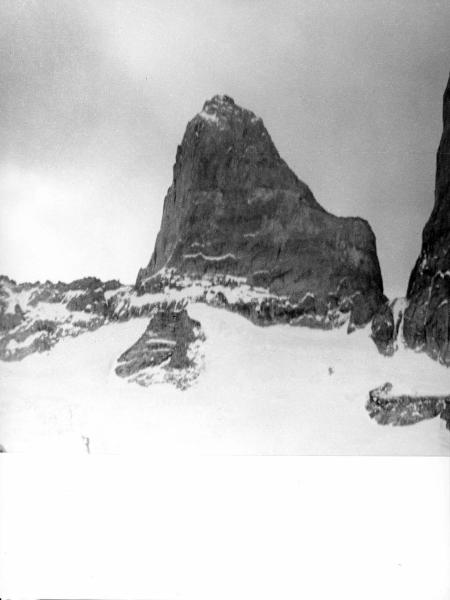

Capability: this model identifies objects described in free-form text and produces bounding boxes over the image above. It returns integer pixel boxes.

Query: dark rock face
[0,276,25,331]
[136,94,385,328]
[0,303,24,332]
[115,304,205,389]
[367,382,450,429]
[404,74,450,365]
[371,297,406,356]
[371,304,396,355]
[64,277,122,315]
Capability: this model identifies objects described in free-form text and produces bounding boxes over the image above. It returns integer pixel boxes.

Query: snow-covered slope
[1,303,448,455]
[0,270,353,367]
[0,276,160,361]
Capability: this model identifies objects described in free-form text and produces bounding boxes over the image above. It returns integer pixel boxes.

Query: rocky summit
[403,74,450,365]
[136,94,385,329]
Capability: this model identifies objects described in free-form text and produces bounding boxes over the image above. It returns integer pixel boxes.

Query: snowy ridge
[0,269,356,371]
[0,274,211,388]
[137,268,357,331]
[0,277,141,362]
[2,272,445,401]
[0,268,393,368]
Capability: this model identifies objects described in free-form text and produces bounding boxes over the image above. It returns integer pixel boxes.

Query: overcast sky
[1,0,449,296]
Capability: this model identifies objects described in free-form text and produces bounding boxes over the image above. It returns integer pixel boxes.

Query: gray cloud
[1,0,449,294]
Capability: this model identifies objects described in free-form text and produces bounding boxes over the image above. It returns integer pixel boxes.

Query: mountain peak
[136,95,385,328]
[203,94,235,109]
[197,94,259,127]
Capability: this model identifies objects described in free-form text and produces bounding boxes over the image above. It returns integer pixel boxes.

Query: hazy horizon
[1,0,450,297]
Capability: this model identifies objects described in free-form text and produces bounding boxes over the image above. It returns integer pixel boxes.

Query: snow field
[0,303,449,455]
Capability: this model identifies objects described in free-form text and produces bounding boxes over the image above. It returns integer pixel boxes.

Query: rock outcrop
[136,94,385,329]
[404,74,450,364]
[115,303,205,389]
[367,382,450,429]
[371,297,407,356]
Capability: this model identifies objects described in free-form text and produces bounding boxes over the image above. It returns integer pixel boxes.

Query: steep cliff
[404,74,450,364]
[136,95,384,328]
